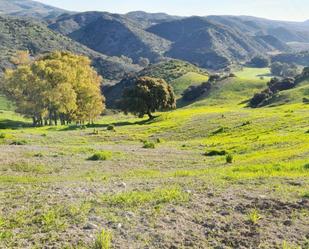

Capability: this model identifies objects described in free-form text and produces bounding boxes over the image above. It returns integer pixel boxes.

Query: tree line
[1,51,176,126]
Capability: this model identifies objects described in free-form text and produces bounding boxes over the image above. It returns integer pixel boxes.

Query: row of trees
[1,51,176,126]
[2,51,105,126]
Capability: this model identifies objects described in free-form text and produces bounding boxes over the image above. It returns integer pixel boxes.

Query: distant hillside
[0,15,140,80]
[207,16,309,43]
[125,11,181,28]
[272,51,309,66]
[49,12,171,63]
[0,0,68,19]
[104,59,208,107]
[147,17,287,70]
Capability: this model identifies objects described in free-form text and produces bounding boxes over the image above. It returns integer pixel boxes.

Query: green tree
[2,51,105,126]
[121,77,176,119]
[249,56,270,68]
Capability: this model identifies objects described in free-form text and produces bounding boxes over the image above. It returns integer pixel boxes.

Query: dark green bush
[205,150,227,156]
[107,125,115,131]
[143,141,155,149]
[88,151,112,161]
[226,154,233,164]
[10,140,27,145]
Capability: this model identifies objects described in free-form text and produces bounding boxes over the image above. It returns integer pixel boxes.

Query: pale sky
[36,0,309,22]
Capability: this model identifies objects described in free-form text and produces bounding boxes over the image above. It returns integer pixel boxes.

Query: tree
[2,51,105,126]
[249,56,270,68]
[121,77,176,119]
[271,62,301,77]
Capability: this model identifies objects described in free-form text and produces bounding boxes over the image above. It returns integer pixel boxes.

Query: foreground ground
[0,68,308,248]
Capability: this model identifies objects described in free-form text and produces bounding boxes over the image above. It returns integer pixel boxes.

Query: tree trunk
[147,111,154,120]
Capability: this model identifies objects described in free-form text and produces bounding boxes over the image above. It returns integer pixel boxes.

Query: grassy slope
[0,68,308,248]
[171,72,209,95]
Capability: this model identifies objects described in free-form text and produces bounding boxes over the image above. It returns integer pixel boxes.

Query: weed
[93,229,112,249]
[247,209,261,225]
[107,125,115,131]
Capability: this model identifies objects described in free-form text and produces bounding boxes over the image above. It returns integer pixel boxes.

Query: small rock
[283,220,293,226]
[117,223,122,229]
[118,182,127,188]
[219,210,230,216]
[83,223,98,230]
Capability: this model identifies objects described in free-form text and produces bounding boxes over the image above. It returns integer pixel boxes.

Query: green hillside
[0,67,308,248]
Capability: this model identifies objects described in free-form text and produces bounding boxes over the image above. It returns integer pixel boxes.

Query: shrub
[304,163,309,170]
[88,151,112,161]
[226,154,233,164]
[0,133,6,139]
[205,150,227,156]
[10,140,27,145]
[248,56,270,68]
[107,125,115,131]
[143,141,155,149]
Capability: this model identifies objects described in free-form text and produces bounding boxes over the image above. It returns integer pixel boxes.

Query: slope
[49,12,171,63]
[0,0,68,19]
[0,15,140,80]
[147,17,288,70]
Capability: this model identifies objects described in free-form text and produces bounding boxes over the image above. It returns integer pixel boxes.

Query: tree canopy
[2,51,105,126]
[121,76,176,119]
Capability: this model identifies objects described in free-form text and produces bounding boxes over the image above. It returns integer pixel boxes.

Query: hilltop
[0,0,69,19]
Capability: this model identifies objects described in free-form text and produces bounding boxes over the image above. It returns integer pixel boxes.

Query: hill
[48,12,171,63]
[207,15,309,43]
[147,17,288,69]
[0,66,308,248]
[104,59,209,107]
[272,51,309,66]
[0,15,140,80]
[125,11,181,28]
[0,0,69,19]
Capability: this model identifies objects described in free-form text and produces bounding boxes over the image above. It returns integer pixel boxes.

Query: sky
[36,0,309,22]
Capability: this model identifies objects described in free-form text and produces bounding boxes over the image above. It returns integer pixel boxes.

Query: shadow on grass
[60,118,156,131]
[0,119,32,129]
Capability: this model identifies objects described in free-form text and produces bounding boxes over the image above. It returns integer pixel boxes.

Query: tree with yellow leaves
[2,51,105,126]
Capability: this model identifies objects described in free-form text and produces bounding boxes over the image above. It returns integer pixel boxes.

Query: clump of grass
[102,187,189,208]
[39,209,67,232]
[10,139,27,145]
[302,192,309,199]
[93,229,112,249]
[88,151,112,161]
[0,133,6,139]
[304,163,309,170]
[212,126,227,135]
[226,154,233,164]
[4,162,48,174]
[247,209,261,225]
[205,150,227,156]
[143,141,155,149]
[90,129,99,135]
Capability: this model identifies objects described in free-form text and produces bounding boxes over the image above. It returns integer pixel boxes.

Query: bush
[248,56,270,68]
[10,140,27,145]
[205,150,227,156]
[226,154,233,164]
[0,133,6,139]
[88,151,112,161]
[107,125,115,131]
[143,141,155,149]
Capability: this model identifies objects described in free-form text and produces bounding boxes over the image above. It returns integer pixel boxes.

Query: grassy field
[0,68,308,248]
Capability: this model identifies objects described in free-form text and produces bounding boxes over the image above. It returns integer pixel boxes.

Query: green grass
[101,187,189,208]
[171,72,209,95]
[0,67,308,248]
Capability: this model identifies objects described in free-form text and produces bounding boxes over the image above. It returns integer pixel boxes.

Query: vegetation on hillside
[121,77,176,119]
[2,51,105,125]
